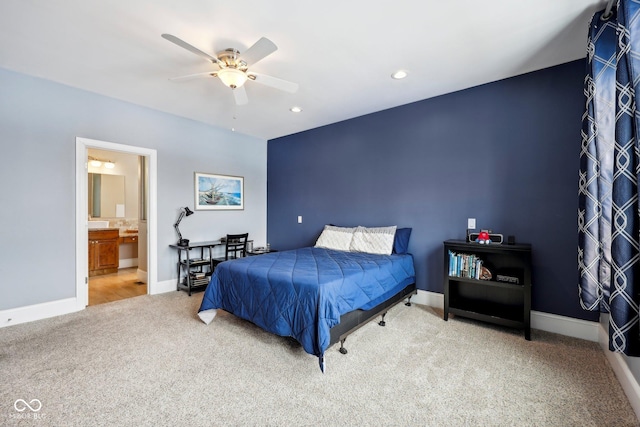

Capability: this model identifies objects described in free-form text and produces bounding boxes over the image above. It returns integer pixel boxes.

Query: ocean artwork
[195,173,244,210]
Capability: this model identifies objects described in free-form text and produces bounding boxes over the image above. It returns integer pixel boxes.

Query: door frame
[75,137,158,309]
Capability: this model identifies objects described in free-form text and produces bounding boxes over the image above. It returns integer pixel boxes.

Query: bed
[198,226,416,371]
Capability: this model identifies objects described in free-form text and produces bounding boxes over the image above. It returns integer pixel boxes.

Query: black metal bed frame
[328,282,417,355]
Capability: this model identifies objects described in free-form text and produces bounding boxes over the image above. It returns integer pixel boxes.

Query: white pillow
[350,226,397,255]
[314,225,356,251]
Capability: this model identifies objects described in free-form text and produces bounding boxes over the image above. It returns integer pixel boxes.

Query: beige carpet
[1,291,638,427]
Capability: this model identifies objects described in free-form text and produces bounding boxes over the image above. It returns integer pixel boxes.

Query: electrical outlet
[467,218,476,229]
[297,215,302,224]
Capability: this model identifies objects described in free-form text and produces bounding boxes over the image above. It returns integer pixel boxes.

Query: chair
[211,233,249,270]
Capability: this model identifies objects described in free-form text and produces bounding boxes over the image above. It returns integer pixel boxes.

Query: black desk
[169,240,224,296]
[169,240,254,295]
[247,248,277,255]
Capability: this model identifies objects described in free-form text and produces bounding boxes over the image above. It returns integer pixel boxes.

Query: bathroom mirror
[89,173,125,218]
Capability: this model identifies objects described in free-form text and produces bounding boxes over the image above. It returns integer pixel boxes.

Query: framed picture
[194,172,244,210]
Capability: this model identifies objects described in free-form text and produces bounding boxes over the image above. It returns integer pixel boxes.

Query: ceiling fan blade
[161,34,219,64]
[240,37,277,66]
[248,72,298,94]
[233,86,248,105]
[169,72,215,82]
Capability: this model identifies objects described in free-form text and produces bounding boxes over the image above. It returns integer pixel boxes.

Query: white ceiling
[0,0,605,140]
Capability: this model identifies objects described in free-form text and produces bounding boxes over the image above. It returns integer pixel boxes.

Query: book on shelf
[183,277,209,286]
[448,250,483,279]
[181,258,206,265]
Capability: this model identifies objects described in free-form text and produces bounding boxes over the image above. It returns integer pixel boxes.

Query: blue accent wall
[267,59,593,320]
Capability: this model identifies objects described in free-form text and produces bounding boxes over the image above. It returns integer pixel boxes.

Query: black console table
[443,240,532,340]
[247,247,277,255]
[169,240,223,296]
[170,239,256,295]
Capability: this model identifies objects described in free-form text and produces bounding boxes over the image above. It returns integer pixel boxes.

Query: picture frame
[194,172,244,210]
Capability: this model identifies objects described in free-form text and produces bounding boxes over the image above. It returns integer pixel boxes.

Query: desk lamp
[174,206,194,246]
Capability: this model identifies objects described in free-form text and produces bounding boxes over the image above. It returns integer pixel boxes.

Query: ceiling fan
[161,34,298,105]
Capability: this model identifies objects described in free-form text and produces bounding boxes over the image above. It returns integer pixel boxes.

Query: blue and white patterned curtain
[579,1,640,357]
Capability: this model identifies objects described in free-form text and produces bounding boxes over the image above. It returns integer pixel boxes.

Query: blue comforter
[198,247,415,366]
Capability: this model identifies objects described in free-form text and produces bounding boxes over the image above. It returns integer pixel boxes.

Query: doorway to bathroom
[75,137,157,310]
[87,148,146,305]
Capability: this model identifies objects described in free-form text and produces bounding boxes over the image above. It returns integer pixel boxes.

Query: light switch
[297,215,303,224]
[467,218,476,229]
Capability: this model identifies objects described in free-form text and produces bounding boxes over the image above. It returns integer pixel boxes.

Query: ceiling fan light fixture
[162,34,298,106]
[217,68,248,89]
[290,106,302,113]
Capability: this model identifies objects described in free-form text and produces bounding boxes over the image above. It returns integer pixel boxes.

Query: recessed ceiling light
[290,106,302,113]
[391,70,408,80]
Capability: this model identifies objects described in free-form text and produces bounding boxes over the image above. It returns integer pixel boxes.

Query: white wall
[0,67,267,311]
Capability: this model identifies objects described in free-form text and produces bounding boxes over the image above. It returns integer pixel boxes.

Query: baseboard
[118,258,139,269]
[151,278,177,295]
[0,288,606,340]
[530,310,599,342]
[598,323,640,420]
[136,269,147,284]
[413,289,443,307]
[1,278,180,327]
[415,290,600,342]
[0,298,81,328]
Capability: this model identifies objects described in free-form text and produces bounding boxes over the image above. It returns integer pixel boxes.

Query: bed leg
[339,338,348,354]
[405,295,413,306]
[379,312,386,326]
